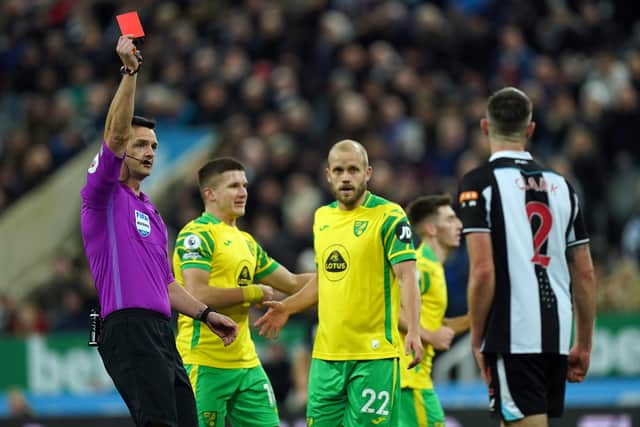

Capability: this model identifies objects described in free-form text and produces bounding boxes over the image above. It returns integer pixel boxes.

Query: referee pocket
[101,317,141,371]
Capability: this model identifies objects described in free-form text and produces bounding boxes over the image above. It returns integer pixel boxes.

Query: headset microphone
[126,154,145,163]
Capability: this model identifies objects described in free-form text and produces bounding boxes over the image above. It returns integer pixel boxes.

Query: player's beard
[334,180,367,208]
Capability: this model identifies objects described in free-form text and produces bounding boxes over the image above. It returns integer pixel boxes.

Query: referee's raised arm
[103,35,141,157]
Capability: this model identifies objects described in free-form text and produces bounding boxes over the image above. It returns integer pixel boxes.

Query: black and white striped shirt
[457,151,589,355]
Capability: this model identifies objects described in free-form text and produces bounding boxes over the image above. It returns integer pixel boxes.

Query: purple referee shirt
[80,142,173,318]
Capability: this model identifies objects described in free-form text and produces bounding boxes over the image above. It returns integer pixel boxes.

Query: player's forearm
[399,273,421,335]
[397,308,409,332]
[397,309,412,335]
[443,314,470,335]
[188,284,263,309]
[276,273,314,295]
[168,281,208,318]
[293,273,315,293]
[264,269,315,295]
[418,329,436,346]
[468,268,494,349]
[104,74,136,155]
[281,275,318,314]
[569,245,596,351]
[399,311,438,346]
[201,287,246,309]
[182,267,261,308]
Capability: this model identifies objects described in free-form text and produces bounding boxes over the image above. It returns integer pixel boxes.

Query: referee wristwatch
[197,306,214,322]
[120,65,140,75]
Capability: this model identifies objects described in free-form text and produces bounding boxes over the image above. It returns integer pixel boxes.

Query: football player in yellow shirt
[173,157,313,427]
[255,140,423,427]
[399,194,470,427]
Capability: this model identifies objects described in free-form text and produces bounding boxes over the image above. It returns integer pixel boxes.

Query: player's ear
[325,167,331,183]
[425,221,437,237]
[526,121,536,139]
[202,187,215,203]
[480,118,489,136]
[365,165,372,182]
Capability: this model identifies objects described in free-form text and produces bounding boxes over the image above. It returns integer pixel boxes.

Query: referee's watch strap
[197,306,214,322]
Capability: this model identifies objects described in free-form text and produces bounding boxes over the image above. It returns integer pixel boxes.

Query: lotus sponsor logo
[322,244,350,281]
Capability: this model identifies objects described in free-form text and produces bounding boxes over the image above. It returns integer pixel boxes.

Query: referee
[457,87,596,426]
[80,35,238,427]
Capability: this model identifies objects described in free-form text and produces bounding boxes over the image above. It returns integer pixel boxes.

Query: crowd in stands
[2,1,640,403]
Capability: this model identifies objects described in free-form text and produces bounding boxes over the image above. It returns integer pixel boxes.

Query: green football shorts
[399,387,445,427]
[184,364,279,427]
[306,358,400,427]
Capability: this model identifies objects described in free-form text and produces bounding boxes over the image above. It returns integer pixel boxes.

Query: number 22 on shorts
[360,388,390,416]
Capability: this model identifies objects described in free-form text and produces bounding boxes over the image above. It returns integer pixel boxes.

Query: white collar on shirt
[489,150,533,162]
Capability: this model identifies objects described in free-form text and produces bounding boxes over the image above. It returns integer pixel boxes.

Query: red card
[116,11,145,38]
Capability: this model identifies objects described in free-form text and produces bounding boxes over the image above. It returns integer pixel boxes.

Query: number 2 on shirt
[526,201,552,268]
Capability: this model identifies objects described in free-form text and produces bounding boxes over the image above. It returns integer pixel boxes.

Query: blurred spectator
[606,153,640,242]
[428,113,467,178]
[53,286,88,331]
[10,302,48,336]
[622,181,640,262]
[262,342,292,404]
[251,211,297,269]
[6,388,45,427]
[581,50,631,110]
[284,347,311,414]
[564,125,607,235]
[597,259,640,312]
[444,243,470,318]
[496,25,534,87]
[0,293,18,334]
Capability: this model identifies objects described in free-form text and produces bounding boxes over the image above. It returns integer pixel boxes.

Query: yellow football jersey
[400,243,448,389]
[312,192,416,361]
[173,212,278,368]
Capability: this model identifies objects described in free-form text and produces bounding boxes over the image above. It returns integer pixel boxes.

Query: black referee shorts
[98,308,197,427]
[485,353,568,422]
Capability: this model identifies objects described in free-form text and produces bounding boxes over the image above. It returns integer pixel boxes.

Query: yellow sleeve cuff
[241,285,263,303]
